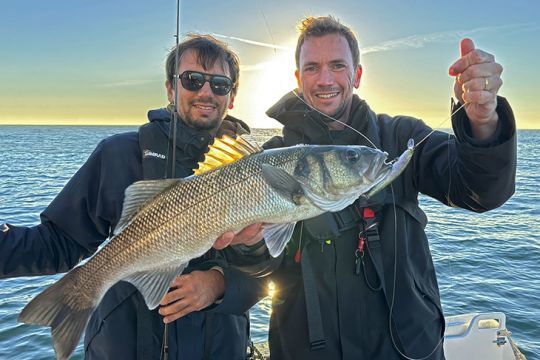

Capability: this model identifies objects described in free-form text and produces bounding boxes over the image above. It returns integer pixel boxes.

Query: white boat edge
[444,312,526,360]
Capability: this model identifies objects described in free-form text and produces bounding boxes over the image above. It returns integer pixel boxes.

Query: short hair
[295,16,360,70]
[166,34,240,96]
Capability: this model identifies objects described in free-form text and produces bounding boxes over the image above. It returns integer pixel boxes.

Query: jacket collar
[140,107,250,180]
[266,91,381,149]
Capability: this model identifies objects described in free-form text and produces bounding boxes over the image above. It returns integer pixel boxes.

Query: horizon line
[0,123,538,130]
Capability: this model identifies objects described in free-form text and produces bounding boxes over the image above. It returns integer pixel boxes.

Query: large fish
[18,136,414,359]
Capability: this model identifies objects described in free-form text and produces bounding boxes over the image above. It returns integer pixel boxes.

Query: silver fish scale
[73,146,315,303]
[69,144,396,308]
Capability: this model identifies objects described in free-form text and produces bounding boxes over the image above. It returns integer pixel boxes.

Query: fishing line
[282,26,468,358]
[290,62,465,358]
[292,88,467,155]
[414,102,467,149]
[386,183,445,360]
[253,9,463,358]
[160,323,169,360]
[291,89,379,149]
[258,3,277,56]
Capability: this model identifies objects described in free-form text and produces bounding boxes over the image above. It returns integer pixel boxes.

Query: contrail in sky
[213,33,290,50]
[362,23,538,54]
[217,22,537,71]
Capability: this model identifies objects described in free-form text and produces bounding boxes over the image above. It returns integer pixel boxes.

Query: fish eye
[344,149,359,163]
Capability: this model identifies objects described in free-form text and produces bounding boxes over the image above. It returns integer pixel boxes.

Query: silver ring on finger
[484,77,489,91]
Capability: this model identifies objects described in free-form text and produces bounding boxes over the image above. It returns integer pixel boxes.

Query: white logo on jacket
[143,149,166,160]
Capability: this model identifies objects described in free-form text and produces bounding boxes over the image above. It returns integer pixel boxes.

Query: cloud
[362,23,539,54]
[215,22,539,72]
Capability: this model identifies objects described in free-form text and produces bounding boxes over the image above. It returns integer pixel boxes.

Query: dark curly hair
[166,34,240,96]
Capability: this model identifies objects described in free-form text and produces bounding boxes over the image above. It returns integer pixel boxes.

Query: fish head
[292,145,392,212]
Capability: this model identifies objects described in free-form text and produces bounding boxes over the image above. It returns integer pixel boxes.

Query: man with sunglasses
[243,16,515,360]
[0,34,272,359]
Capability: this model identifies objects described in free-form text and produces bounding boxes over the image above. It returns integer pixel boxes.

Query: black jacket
[263,93,516,360]
[0,108,268,359]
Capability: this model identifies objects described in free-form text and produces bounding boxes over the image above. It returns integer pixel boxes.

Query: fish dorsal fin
[193,134,262,175]
[113,179,181,235]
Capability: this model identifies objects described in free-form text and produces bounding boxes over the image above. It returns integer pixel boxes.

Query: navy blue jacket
[0,108,269,359]
[263,93,517,360]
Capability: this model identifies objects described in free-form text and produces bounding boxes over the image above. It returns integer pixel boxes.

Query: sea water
[0,126,538,359]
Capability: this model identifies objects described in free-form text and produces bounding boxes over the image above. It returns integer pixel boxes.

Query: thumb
[449,38,477,76]
[460,38,475,57]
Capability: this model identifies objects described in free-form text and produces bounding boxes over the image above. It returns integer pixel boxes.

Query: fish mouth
[324,161,393,203]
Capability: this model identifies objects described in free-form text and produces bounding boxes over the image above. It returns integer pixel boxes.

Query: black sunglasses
[177,71,233,96]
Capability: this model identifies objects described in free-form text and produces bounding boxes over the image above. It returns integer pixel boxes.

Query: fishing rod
[162,2,181,359]
[167,0,182,180]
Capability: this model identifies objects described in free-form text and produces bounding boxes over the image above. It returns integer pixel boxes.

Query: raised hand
[449,38,503,140]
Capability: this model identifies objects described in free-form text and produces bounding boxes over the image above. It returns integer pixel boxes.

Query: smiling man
[261,16,517,360]
[167,48,236,132]
[0,34,270,360]
[294,29,361,129]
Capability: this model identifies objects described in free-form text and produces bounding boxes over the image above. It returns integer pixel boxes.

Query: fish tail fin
[18,267,97,360]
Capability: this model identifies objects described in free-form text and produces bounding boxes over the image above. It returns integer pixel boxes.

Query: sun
[232,48,298,129]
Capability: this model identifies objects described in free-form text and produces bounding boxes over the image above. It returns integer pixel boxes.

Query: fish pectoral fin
[261,164,304,205]
[263,222,297,257]
[114,179,182,235]
[123,263,187,309]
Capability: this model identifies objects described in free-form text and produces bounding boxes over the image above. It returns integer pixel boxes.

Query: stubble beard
[179,97,225,132]
[183,114,223,131]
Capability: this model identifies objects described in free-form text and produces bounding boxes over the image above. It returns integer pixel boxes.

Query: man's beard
[327,100,348,122]
[174,97,226,132]
[183,114,222,131]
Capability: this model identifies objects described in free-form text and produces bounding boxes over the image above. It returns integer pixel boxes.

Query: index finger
[213,231,235,250]
[160,286,188,306]
[450,49,495,76]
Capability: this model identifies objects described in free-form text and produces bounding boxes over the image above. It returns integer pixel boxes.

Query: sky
[0,0,538,129]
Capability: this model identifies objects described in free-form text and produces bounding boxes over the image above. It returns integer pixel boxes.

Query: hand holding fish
[159,269,225,323]
[449,38,503,140]
[213,223,265,250]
